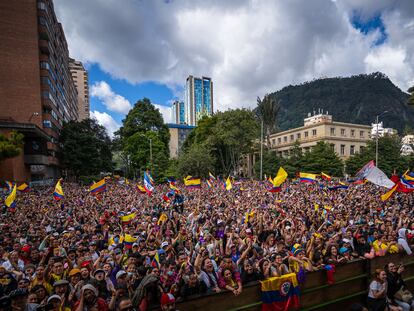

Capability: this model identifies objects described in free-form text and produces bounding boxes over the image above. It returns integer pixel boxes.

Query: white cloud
[55,0,414,111]
[90,81,132,114]
[153,104,173,124]
[90,110,120,138]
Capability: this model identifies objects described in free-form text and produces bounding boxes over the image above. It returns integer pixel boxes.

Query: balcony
[24,154,48,165]
[39,40,50,55]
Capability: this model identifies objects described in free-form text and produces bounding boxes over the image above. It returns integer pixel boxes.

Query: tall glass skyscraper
[185,75,213,126]
[172,100,185,124]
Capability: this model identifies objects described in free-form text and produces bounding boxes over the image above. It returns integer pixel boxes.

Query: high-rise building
[172,100,185,124]
[185,75,213,126]
[0,0,79,181]
[167,124,196,158]
[69,58,89,121]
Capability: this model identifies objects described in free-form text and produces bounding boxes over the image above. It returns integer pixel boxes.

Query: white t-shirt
[368,280,387,299]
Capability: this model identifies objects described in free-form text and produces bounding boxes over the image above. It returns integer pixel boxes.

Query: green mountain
[268,72,414,134]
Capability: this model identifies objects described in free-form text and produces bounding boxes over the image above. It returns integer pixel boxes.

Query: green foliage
[256,95,280,144]
[61,119,113,177]
[77,175,102,186]
[301,141,344,176]
[345,135,406,176]
[0,131,24,161]
[182,109,259,175]
[117,98,170,178]
[178,144,214,178]
[117,98,170,147]
[408,86,414,106]
[268,72,414,134]
[124,131,169,179]
[164,159,179,178]
[253,149,284,178]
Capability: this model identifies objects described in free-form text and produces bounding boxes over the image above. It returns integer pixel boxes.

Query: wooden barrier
[176,252,414,311]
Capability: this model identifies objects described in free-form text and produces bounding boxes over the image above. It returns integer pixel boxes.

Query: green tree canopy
[183,109,259,175]
[117,98,170,147]
[0,131,24,162]
[253,148,285,178]
[301,141,344,176]
[178,144,214,178]
[61,119,112,177]
[345,135,406,176]
[255,94,280,145]
[116,98,170,178]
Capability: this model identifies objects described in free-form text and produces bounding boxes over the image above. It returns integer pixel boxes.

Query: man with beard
[73,284,108,311]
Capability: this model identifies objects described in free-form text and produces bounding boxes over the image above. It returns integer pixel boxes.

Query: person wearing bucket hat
[288,243,314,274]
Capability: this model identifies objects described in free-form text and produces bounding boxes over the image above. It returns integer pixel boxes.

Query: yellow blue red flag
[184,176,201,188]
[120,213,136,224]
[321,172,331,181]
[90,178,106,194]
[260,273,300,311]
[17,183,30,192]
[5,184,17,208]
[299,173,317,183]
[53,179,64,201]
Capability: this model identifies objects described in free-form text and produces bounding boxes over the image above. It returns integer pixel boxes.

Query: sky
[54,0,414,137]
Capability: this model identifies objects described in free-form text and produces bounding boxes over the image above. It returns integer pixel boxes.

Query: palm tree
[256,94,280,145]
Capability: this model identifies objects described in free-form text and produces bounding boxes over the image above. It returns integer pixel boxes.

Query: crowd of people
[0,177,413,311]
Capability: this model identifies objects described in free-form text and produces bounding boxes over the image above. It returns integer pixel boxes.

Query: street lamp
[375,111,388,167]
[28,112,39,122]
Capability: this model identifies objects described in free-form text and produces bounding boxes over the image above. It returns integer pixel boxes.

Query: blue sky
[55,0,414,137]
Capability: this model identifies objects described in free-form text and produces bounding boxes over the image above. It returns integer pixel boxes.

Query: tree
[177,144,215,178]
[124,131,169,179]
[61,119,112,177]
[116,98,170,178]
[283,141,304,176]
[0,131,24,162]
[408,86,414,106]
[345,135,406,176]
[256,94,280,145]
[253,148,285,178]
[117,98,170,147]
[301,141,344,176]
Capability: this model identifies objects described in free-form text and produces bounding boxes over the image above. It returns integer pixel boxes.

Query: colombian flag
[184,176,201,188]
[299,173,317,183]
[17,183,30,192]
[321,172,331,181]
[120,213,136,224]
[5,181,13,192]
[225,177,232,190]
[273,167,288,186]
[261,273,300,311]
[381,183,398,201]
[53,179,64,201]
[124,234,137,249]
[90,179,106,194]
[136,184,146,194]
[5,184,17,208]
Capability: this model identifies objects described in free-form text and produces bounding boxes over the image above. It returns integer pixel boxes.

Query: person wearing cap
[46,294,64,311]
[73,284,108,311]
[288,244,314,273]
[115,270,128,287]
[52,279,71,310]
[160,293,177,311]
[90,269,112,301]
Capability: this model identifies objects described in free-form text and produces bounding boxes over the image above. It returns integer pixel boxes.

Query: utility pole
[260,120,263,180]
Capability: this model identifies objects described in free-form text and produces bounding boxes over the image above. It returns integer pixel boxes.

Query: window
[350,145,355,155]
[340,144,345,155]
[312,129,317,136]
[360,131,364,138]
[43,120,52,128]
[304,131,308,138]
[278,138,281,144]
[341,128,345,136]
[351,130,355,137]
[283,136,287,142]
[330,144,335,151]
[290,134,294,141]
[360,146,365,153]
[330,128,336,136]
[272,139,275,145]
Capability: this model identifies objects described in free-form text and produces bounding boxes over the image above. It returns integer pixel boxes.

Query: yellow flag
[157,213,168,225]
[225,177,232,190]
[381,184,397,201]
[273,167,288,187]
[5,184,17,208]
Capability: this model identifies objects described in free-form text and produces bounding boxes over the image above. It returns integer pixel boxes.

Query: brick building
[0,0,78,182]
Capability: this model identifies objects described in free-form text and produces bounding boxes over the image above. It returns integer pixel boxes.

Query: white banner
[365,166,395,189]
